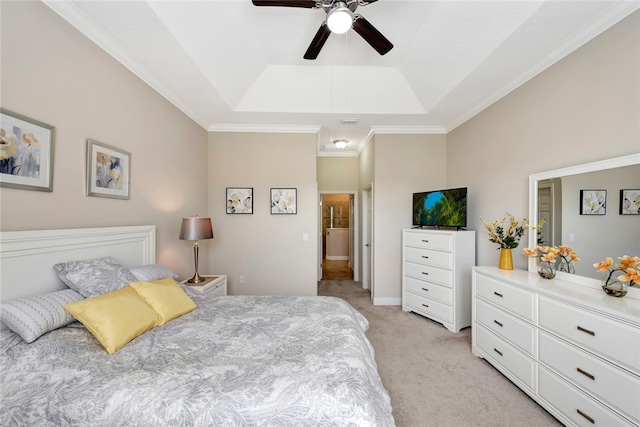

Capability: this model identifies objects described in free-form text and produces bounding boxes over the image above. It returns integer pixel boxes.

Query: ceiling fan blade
[252,0,318,8]
[304,23,332,60]
[352,14,393,55]
[358,0,379,5]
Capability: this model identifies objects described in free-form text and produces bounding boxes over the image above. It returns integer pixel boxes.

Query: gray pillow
[53,257,137,298]
[128,264,179,282]
[1,289,84,343]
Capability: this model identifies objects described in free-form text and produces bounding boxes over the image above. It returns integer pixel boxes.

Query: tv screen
[412,187,467,228]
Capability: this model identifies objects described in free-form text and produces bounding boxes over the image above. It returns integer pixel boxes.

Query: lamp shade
[179,217,214,241]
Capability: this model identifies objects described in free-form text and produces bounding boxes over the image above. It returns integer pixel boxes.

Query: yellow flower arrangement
[480,213,530,250]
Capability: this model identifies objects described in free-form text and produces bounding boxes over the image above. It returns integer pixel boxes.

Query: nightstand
[182,275,227,296]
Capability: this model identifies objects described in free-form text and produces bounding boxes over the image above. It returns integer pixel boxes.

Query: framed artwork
[580,190,606,215]
[620,189,640,215]
[86,139,131,199]
[0,109,55,192]
[227,187,253,214]
[271,188,297,214]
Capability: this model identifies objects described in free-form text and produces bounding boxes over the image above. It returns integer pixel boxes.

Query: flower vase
[558,260,575,274]
[498,249,513,270]
[537,262,556,279]
[601,277,628,298]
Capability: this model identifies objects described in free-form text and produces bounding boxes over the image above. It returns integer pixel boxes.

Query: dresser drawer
[475,298,535,356]
[405,262,453,287]
[539,331,640,422]
[538,296,640,376]
[404,231,453,252]
[475,324,535,390]
[404,292,452,322]
[404,276,453,305]
[405,246,453,269]
[474,274,535,322]
[539,367,635,427]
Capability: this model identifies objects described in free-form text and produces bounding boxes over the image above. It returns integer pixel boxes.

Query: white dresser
[402,228,476,333]
[472,267,640,426]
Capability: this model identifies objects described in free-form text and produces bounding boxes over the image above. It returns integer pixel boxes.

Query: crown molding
[370,126,448,135]
[208,124,321,134]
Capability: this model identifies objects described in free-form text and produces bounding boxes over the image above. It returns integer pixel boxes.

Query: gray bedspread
[0,294,395,426]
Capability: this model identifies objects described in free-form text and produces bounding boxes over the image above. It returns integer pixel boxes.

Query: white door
[538,181,554,246]
[349,195,354,271]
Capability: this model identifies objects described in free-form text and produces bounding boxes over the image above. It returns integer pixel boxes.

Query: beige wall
[207,132,318,296]
[447,11,640,270]
[372,134,448,303]
[317,157,359,191]
[0,1,209,278]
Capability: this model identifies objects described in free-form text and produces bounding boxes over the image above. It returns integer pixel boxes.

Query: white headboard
[0,225,156,302]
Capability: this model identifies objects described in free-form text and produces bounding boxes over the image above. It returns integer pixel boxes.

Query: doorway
[321,193,354,281]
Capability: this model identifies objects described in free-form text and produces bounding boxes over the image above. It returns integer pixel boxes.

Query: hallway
[321,260,354,281]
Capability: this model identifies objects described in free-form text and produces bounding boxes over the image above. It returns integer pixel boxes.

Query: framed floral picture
[580,189,606,215]
[0,109,55,192]
[271,188,297,214]
[86,139,131,199]
[620,189,640,215]
[227,187,253,214]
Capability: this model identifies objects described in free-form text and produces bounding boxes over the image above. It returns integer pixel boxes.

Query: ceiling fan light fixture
[333,139,348,149]
[326,2,353,34]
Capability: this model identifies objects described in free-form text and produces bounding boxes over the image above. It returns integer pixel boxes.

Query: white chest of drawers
[472,267,640,426]
[402,229,475,332]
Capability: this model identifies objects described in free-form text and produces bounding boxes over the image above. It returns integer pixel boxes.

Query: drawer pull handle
[421,287,429,292]
[493,291,503,298]
[577,326,595,336]
[422,239,429,243]
[494,320,503,327]
[576,409,594,424]
[421,255,429,259]
[493,348,503,356]
[577,367,595,381]
[422,272,429,276]
[422,304,429,308]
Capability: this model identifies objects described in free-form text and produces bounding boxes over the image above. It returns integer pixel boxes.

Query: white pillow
[53,257,138,298]
[1,289,84,343]
[128,264,179,282]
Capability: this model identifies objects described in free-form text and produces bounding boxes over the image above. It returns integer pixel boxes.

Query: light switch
[303,233,309,241]
[569,233,575,241]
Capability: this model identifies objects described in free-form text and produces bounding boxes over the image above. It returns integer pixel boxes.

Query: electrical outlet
[239,275,245,284]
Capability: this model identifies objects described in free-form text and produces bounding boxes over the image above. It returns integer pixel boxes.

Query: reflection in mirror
[528,154,640,284]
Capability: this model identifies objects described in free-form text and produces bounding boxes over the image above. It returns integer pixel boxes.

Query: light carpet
[318,280,561,427]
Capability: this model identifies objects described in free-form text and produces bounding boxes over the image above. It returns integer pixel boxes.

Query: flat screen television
[412,187,467,228]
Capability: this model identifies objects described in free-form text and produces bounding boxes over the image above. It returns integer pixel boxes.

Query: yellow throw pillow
[129,277,197,326]
[64,286,159,354]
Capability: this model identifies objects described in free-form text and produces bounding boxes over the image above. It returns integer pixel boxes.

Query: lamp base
[185,273,206,284]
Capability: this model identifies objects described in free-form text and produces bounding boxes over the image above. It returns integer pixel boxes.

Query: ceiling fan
[252,0,393,60]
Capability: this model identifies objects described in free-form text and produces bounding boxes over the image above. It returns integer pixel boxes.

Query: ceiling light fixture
[326,2,354,34]
[333,139,348,150]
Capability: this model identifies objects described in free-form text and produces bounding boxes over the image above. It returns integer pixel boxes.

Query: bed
[0,226,394,426]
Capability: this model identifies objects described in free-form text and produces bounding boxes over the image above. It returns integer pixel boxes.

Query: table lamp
[179,216,214,284]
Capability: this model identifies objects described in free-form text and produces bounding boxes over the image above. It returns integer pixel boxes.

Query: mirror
[528,153,640,285]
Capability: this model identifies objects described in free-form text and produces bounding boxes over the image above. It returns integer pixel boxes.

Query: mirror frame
[527,152,640,288]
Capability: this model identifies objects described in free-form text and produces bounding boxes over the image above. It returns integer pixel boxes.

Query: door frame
[362,184,373,298]
[318,191,359,282]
